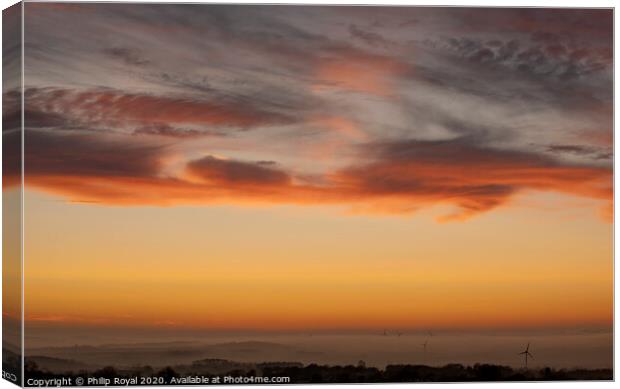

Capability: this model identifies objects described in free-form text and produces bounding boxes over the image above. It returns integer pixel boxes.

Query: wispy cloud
[10,4,611,222]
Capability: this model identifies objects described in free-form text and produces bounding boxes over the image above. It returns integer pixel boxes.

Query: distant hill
[27,341,317,368]
[27,355,95,374]
[24,340,612,383]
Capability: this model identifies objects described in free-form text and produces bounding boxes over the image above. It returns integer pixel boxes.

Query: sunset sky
[4,4,612,334]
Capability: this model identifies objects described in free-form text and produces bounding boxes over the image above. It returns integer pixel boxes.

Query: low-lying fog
[23,328,612,370]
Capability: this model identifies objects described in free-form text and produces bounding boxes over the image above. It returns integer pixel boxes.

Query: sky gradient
[3,4,612,334]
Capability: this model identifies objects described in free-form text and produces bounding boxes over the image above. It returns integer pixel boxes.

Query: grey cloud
[23,130,166,179]
[348,24,391,48]
[545,144,612,161]
[187,155,291,186]
[133,123,225,139]
[103,47,151,67]
[436,35,610,81]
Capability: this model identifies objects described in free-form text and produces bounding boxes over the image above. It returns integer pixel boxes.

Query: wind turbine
[421,339,428,352]
[518,343,534,368]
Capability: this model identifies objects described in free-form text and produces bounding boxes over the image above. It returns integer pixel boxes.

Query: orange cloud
[301,116,368,161]
[9,131,612,222]
[314,51,408,95]
[333,139,612,221]
[314,116,367,140]
[24,87,293,129]
[577,129,613,147]
[187,156,292,187]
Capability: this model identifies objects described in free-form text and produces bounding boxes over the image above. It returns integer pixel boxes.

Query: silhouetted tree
[156,366,179,380]
[94,366,118,379]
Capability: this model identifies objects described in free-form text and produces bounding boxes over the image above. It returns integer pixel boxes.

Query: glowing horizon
[3,4,612,336]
